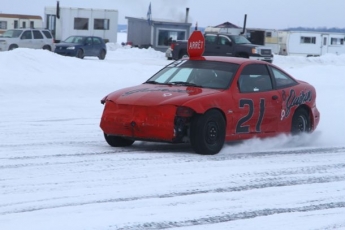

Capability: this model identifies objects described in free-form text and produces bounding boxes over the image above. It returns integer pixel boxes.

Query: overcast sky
[1,0,345,29]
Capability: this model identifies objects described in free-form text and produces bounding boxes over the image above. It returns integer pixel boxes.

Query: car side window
[218,36,231,45]
[21,31,32,40]
[86,37,93,44]
[205,35,217,45]
[269,66,297,88]
[41,30,53,39]
[93,37,101,44]
[33,30,44,39]
[238,64,273,93]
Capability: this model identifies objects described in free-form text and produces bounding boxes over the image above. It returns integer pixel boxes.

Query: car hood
[236,43,257,48]
[0,37,15,41]
[55,42,81,47]
[105,84,223,106]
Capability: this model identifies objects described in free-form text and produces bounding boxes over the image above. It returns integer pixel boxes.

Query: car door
[19,30,33,48]
[231,63,282,138]
[203,34,218,56]
[214,35,235,57]
[92,37,103,56]
[83,37,94,56]
[32,30,45,49]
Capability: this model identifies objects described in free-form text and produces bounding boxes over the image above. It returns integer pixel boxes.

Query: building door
[321,34,328,55]
[46,15,56,41]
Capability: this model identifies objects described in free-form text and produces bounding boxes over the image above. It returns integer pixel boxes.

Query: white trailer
[264,29,280,55]
[44,6,118,43]
[278,30,345,56]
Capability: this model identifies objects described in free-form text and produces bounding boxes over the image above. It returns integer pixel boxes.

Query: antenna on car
[195,22,198,31]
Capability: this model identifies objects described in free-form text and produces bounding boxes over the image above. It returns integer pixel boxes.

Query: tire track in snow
[1,174,345,215]
[114,202,345,229]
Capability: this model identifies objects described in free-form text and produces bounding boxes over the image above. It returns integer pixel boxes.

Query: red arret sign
[187,31,205,58]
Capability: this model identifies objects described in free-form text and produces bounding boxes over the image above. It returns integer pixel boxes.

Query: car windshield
[230,35,251,44]
[2,29,23,38]
[145,60,239,89]
[64,36,85,44]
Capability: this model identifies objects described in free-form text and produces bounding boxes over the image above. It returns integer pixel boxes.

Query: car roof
[187,56,271,65]
[69,35,101,38]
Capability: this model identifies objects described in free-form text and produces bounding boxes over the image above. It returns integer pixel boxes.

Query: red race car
[100,32,320,155]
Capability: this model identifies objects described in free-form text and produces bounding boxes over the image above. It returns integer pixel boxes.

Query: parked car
[0,29,54,51]
[54,35,107,60]
[99,56,320,155]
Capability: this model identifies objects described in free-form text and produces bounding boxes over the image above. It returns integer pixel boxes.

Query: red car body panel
[100,56,320,144]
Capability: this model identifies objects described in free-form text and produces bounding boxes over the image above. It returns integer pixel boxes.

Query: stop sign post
[187,30,205,58]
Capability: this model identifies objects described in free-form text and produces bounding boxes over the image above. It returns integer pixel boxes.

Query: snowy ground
[0,33,345,229]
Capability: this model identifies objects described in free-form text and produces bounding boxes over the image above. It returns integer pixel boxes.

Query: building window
[94,19,109,30]
[74,18,89,30]
[0,21,7,29]
[14,20,18,28]
[300,36,316,44]
[30,21,34,28]
[266,32,272,37]
[157,30,186,46]
[331,38,344,45]
[22,21,26,28]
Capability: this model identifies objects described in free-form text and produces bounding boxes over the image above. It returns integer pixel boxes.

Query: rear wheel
[98,49,106,60]
[43,45,51,51]
[178,49,188,59]
[291,108,311,135]
[76,49,84,59]
[104,133,135,147]
[190,110,226,155]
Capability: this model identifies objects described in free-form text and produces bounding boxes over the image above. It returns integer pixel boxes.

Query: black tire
[76,49,84,59]
[291,108,311,135]
[98,49,106,60]
[8,44,18,51]
[104,133,134,147]
[178,49,188,59]
[237,53,249,59]
[190,110,226,155]
[43,45,51,51]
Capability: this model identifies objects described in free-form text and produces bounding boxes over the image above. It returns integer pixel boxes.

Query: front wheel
[98,49,106,60]
[291,108,311,135]
[104,133,134,147]
[237,53,249,59]
[190,110,226,155]
[8,44,18,50]
[76,49,84,59]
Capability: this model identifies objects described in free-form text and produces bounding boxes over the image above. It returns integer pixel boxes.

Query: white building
[44,6,118,43]
[0,13,43,35]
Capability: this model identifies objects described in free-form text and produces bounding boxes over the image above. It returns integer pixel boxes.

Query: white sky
[1,0,345,29]
[0,33,345,229]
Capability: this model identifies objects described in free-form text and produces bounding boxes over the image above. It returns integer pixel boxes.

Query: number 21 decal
[236,98,265,133]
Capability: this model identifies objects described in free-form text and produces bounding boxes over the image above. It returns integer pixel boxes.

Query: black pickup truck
[166,33,273,63]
